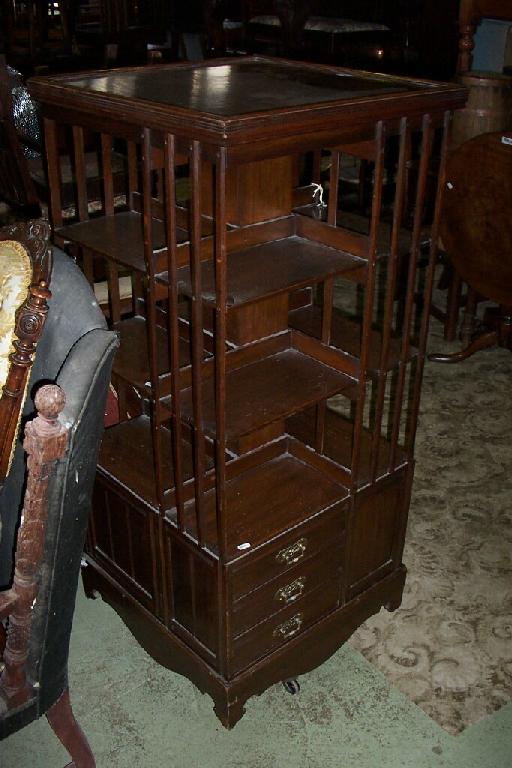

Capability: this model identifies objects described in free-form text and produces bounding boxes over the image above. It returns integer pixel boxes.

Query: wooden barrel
[451,71,512,149]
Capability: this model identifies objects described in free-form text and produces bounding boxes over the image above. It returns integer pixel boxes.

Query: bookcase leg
[213,695,247,730]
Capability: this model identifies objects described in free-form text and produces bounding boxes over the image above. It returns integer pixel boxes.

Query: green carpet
[3,579,512,768]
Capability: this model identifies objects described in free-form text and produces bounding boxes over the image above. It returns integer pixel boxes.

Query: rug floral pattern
[349,309,512,734]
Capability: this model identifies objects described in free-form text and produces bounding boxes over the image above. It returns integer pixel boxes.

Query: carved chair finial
[34,384,66,423]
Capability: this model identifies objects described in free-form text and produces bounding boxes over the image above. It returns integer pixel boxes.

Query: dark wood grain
[175,235,366,307]
[29,57,466,154]
[98,416,198,510]
[168,451,348,560]
[111,316,191,392]
[232,545,342,636]
[289,304,416,375]
[56,212,167,273]
[287,406,408,485]
[179,347,357,440]
[441,131,512,308]
[31,56,460,728]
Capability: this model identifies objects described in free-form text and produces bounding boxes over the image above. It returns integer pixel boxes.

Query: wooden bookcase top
[29,56,467,154]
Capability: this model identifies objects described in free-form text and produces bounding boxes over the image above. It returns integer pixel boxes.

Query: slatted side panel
[368,116,410,482]
[388,114,434,470]
[405,111,453,455]
[189,140,207,548]
[214,147,229,677]
[350,120,386,486]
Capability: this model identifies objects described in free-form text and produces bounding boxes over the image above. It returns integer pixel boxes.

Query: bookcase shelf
[172,235,366,307]
[167,443,349,561]
[289,304,418,375]
[177,344,357,441]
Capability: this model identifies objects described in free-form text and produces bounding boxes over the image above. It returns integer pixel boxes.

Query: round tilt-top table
[430,130,512,363]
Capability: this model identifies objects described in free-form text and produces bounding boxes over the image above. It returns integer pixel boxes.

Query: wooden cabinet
[30,57,465,728]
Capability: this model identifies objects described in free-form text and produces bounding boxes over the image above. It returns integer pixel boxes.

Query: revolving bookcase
[30,57,466,727]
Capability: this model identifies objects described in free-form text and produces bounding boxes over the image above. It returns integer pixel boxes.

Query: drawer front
[230,577,340,675]
[230,501,346,601]
[232,544,342,637]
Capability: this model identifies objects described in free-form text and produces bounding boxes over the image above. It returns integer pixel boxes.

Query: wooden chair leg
[46,687,96,768]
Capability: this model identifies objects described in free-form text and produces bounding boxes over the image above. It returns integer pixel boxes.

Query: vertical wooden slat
[405,111,452,454]
[143,127,169,623]
[164,132,185,532]
[107,259,121,324]
[327,151,340,226]
[129,126,144,322]
[127,140,138,209]
[390,113,434,469]
[189,140,207,548]
[43,118,63,229]
[321,276,334,346]
[214,147,228,558]
[101,133,114,215]
[350,120,386,487]
[132,273,145,317]
[72,125,88,221]
[81,246,94,286]
[142,127,162,471]
[215,147,228,679]
[315,276,334,453]
[369,116,409,482]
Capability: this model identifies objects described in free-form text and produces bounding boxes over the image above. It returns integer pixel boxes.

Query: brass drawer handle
[275,537,308,566]
[274,576,306,605]
[273,613,303,640]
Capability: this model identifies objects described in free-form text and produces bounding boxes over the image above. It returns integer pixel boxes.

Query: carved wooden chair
[0,224,119,765]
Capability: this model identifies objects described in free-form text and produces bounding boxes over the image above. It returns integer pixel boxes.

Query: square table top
[29,57,466,154]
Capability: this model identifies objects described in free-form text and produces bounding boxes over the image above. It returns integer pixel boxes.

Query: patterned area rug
[349,305,512,734]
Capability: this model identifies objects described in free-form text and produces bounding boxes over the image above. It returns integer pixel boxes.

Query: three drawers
[232,544,342,636]
[228,501,347,674]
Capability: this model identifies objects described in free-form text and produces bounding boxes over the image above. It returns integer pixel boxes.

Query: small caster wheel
[282,679,300,695]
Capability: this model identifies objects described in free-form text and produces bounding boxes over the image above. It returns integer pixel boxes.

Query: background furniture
[453,0,512,147]
[429,130,512,362]
[70,0,170,66]
[0,55,130,219]
[458,0,512,73]
[30,57,465,728]
[0,242,118,763]
[242,0,396,68]
[434,0,512,344]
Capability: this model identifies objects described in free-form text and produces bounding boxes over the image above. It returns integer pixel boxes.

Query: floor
[2,576,511,767]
